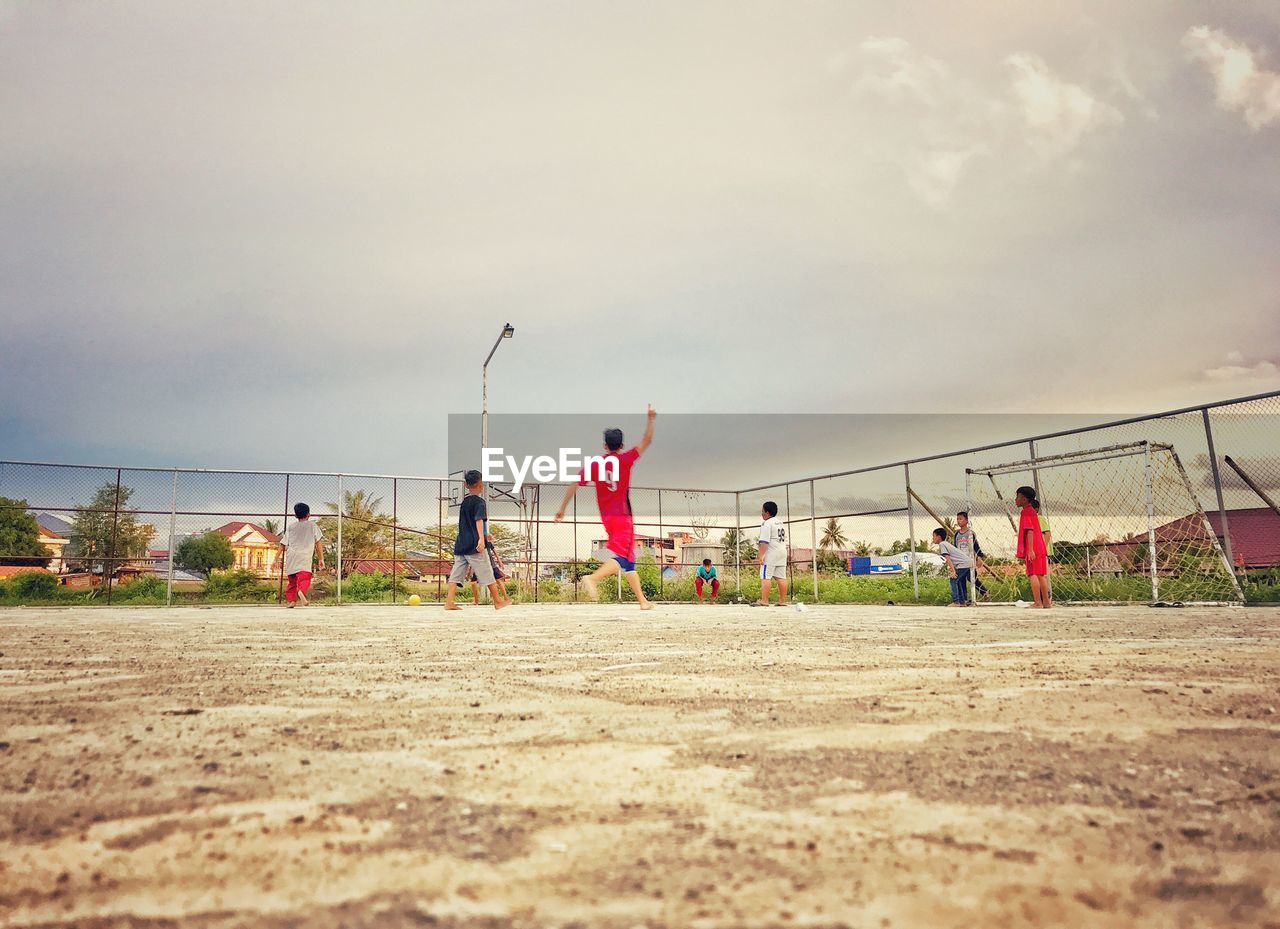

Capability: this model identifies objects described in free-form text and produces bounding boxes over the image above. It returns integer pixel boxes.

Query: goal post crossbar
[966,441,1174,479]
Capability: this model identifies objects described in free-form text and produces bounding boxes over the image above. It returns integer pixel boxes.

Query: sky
[1,0,1278,479]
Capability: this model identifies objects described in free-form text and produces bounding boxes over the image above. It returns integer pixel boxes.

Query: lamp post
[481,322,515,450]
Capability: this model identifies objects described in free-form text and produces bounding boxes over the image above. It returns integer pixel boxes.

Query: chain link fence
[2,391,1277,606]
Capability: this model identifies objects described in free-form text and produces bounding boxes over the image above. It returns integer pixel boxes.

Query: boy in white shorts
[754,500,789,606]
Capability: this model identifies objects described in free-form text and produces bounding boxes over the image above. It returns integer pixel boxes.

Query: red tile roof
[1132,507,1280,568]
[346,559,423,578]
[1208,508,1280,568]
[212,521,281,544]
[36,521,69,541]
[0,566,54,578]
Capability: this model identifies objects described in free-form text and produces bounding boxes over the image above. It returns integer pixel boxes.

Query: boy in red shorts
[1015,485,1050,609]
[554,405,656,610]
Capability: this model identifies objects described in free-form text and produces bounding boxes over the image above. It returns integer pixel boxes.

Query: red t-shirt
[1016,505,1046,558]
[578,448,640,521]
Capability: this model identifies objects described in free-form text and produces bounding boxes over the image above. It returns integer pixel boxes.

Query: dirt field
[1,603,1278,929]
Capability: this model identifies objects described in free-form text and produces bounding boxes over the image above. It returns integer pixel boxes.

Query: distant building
[34,514,73,573]
[0,565,54,581]
[211,522,282,576]
[590,532,693,567]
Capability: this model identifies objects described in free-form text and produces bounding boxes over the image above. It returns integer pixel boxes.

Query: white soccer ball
[1014,599,1029,608]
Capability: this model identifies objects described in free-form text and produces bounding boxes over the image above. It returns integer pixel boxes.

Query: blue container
[848,556,871,575]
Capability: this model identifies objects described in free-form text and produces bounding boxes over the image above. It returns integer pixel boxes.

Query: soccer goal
[965,441,1244,605]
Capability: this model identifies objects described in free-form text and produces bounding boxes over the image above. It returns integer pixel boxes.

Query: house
[0,565,54,581]
[212,522,282,576]
[589,532,693,567]
[34,518,70,572]
[1103,507,1279,572]
[1209,508,1280,569]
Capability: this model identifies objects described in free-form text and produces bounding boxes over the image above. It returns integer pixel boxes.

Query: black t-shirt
[455,493,487,555]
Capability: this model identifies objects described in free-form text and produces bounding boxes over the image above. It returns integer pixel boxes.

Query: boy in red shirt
[554,405,657,610]
[1015,485,1050,608]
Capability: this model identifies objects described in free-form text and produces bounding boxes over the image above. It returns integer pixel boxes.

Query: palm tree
[819,517,848,551]
[323,490,394,561]
[262,518,280,536]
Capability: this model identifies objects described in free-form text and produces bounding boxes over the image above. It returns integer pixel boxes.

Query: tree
[176,532,235,578]
[816,549,847,574]
[0,498,50,567]
[425,520,527,561]
[883,537,932,556]
[67,482,153,577]
[851,540,872,556]
[262,518,280,536]
[818,517,848,551]
[720,528,756,566]
[320,490,394,562]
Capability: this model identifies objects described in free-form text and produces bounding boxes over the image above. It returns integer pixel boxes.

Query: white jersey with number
[758,517,788,567]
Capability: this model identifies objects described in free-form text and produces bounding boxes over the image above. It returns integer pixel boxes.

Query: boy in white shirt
[279,502,324,607]
[754,500,789,606]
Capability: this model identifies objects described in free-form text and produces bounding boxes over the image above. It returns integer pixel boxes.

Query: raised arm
[635,404,657,455]
[554,483,578,522]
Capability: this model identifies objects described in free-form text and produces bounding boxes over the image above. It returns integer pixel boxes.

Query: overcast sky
[1,1,1278,478]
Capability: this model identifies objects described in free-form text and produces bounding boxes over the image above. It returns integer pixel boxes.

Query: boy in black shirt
[445,470,508,611]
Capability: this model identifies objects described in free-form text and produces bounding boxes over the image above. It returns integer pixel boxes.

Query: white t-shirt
[281,519,323,575]
[758,517,788,567]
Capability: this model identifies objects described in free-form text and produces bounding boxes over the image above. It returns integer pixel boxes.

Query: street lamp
[481,322,515,450]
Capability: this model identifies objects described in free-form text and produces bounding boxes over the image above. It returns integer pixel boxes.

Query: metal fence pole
[105,468,122,605]
[965,470,975,604]
[1143,442,1159,603]
[734,491,741,595]
[1201,408,1235,570]
[165,470,177,606]
[392,477,398,604]
[533,486,541,603]
[435,479,443,602]
[657,489,664,601]
[809,480,818,603]
[904,463,918,600]
[278,474,290,605]
[572,489,579,603]
[336,475,344,604]
[1029,440,1051,601]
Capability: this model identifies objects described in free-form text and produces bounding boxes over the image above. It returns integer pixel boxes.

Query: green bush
[112,575,168,603]
[340,570,408,602]
[205,569,276,602]
[10,571,59,600]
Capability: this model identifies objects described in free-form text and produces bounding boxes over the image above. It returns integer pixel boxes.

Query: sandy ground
[1,602,1278,929]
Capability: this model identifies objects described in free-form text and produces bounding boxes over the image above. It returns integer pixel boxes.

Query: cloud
[1006,53,1124,160]
[847,38,1124,206]
[853,36,951,107]
[1203,352,1280,382]
[906,146,987,209]
[1183,26,1280,130]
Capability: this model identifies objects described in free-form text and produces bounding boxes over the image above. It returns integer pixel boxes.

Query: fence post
[809,480,818,603]
[278,474,290,605]
[105,468,122,605]
[572,489,579,603]
[392,477,398,604]
[435,479,443,602]
[1029,440,1052,601]
[1143,442,1160,603]
[1201,408,1235,570]
[657,489,664,601]
[904,463,918,600]
[965,469,974,605]
[165,470,178,606]
[533,485,541,603]
[734,491,741,595]
[336,475,344,604]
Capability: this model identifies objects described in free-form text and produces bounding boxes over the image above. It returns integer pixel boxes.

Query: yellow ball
[407,594,422,606]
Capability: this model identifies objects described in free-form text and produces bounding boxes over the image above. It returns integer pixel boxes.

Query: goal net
[965,442,1243,605]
